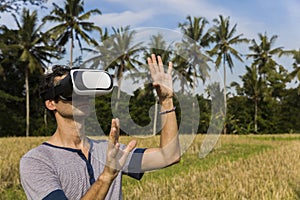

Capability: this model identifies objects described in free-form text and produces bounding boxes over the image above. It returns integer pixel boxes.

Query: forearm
[81,171,115,200]
[159,97,180,161]
[160,98,177,145]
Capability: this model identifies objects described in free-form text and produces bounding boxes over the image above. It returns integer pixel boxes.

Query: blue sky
[1,0,300,87]
[88,0,300,89]
[83,0,300,48]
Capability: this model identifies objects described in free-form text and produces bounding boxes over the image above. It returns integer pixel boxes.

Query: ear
[45,100,56,111]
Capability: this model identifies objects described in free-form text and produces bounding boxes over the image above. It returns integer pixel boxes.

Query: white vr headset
[41,69,113,101]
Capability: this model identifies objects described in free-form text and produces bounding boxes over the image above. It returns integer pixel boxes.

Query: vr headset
[41,69,113,101]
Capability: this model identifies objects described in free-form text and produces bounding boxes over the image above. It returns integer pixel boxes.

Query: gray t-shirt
[20,139,145,200]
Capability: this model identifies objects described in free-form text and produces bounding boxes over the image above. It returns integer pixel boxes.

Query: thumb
[118,140,137,168]
[124,140,137,153]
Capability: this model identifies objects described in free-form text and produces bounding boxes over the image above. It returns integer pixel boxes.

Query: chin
[75,109,91,117]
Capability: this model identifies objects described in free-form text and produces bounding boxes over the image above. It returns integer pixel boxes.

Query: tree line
[0,0,300,137]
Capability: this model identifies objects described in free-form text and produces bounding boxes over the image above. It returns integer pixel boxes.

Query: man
[20,54,180,200]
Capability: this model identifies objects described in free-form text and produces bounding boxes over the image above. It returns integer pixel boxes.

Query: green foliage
[42,0,102,66]
[227,96,253,134]
[197,95,211,133]
[0,5,300,135]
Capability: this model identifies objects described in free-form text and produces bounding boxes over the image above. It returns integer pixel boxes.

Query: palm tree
[105,26,144,111]
[1,8,60,136]
[145,33,172,62]
[82,26,143,110]
[177,16,213,134]
[82,28,112,69]
[42,0,102,67]
[172,53,193,94]
[178,15,212,85]
[245,33,284,132]
[280,49,300,93]
[231,65,264,133]
[247,33,283,81]
[208,15,248,133]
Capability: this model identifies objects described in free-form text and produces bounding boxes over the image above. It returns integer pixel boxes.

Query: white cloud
[92,0,262,42]
[91,9,154,28]
[96,0,229,23]
[161,0,229,20]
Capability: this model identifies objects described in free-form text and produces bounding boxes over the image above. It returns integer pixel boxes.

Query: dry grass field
[0,134,300,199]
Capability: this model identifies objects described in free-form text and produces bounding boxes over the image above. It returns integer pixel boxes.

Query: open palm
[147,54,173,100]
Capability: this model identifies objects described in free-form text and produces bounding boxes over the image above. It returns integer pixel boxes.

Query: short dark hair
[39,65,71,102]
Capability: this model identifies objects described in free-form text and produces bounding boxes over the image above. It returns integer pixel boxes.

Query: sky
[1,0,300,89]
[82,0,300,49]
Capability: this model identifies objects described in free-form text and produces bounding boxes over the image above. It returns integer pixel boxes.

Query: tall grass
[122,135,300,200]
[0,137,48,199]
[0,135,299,199]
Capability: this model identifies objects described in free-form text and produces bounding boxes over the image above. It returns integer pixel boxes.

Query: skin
[44,54,180,200]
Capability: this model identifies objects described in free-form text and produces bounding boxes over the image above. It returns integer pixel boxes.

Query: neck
[48,116,89,150]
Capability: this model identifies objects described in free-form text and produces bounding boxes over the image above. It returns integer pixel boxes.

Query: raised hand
[103,118,137,180]
[147,54,173,101]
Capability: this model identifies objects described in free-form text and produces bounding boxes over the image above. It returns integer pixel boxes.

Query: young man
[20,54,180,200]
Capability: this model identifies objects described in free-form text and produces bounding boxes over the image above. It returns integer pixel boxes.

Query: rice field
[0,134,299,199]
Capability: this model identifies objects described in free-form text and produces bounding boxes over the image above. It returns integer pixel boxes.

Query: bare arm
[141,54,180,171]
[81,119,137,200]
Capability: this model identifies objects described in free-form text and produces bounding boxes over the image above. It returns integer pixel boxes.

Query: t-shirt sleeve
[122,148,146,180]
[20,156,67,200]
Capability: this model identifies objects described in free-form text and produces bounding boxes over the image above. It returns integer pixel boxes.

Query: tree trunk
[70,29,74,68]
[115,62,124,111]
[152,97,158,135]
[115,79,121,111]
[223,57,227,134]
[25,67,30,137]
[192,70,196,134]
[254,97,258,133]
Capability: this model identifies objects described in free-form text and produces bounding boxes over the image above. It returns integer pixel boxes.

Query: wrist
[159,106,176,115]
[160,97,174,107]
[99,170,116,184]
[158,91,173,102]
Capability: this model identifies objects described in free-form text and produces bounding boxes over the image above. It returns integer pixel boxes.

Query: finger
[147,57,156,76]
[123,140,137,153]
[151,54,160,72]
[147,56,153,66]
[157,56,164,72]
[167,61,173,75]
[109,119,119,145]
[115,118,120,138]
[118,140,137,166]
[108,142,120,159]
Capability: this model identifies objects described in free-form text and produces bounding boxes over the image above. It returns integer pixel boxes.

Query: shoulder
[20,143,57,172]
[89,138,128,151]
[21,143,52,161]
[20,144,66,200]
[88,139,108,158]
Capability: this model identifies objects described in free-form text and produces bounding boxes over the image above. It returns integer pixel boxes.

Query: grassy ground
[0,134,299,199]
